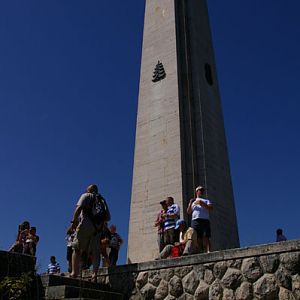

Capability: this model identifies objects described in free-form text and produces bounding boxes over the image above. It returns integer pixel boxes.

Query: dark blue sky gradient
[0,1,299,272]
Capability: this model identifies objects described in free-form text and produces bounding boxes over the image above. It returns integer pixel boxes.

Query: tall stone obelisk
[127,0,239,263]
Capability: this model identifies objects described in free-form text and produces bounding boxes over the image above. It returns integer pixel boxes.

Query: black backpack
[89,193,111,225]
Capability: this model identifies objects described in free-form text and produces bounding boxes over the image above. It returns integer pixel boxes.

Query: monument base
[86,240,300,299]
[2,242,300,299]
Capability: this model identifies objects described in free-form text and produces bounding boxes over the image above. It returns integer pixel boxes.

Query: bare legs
[71,250,81,277]
[196,236,211,253]
[203,236,211,253]
[70,249,100,281]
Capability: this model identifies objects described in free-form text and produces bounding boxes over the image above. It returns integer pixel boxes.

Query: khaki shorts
[72,219,101,255]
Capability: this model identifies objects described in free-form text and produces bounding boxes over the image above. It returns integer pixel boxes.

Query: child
[47,256,60,274]
[109,224,123,266]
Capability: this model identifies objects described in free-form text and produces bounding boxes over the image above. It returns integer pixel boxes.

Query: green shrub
[0,273,33,300]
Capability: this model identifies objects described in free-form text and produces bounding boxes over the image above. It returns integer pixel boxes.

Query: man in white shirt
[187,186,213,253]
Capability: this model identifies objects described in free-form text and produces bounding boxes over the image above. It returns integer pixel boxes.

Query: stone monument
[128,0,239,263]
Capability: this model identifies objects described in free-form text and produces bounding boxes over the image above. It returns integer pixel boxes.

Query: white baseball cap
[195,186,205,192]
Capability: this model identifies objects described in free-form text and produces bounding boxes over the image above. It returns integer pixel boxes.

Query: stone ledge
[99,239,300,275]
[0,250,36,280]
[90,240,300,300]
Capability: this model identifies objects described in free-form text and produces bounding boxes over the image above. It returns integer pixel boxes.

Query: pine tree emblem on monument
[152,61,166,82]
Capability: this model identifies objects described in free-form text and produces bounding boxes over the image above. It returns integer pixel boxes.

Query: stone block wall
[89,240,300,299]
[0,250,36,280]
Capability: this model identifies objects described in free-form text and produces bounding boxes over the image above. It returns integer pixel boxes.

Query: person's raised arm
[71,205,82,228]
[187,199,194,215]
[199,200,213,211]
[168,204,180,219]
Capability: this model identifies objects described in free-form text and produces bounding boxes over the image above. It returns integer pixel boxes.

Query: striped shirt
[48,262,60,274]
[164,204,180,230]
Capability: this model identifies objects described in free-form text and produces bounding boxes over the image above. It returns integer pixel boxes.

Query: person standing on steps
[70,184,110,281]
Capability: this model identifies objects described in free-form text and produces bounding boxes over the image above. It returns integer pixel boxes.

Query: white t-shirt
[191,197,212,220]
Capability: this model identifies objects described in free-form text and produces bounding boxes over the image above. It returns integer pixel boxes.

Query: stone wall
[0,250,36,280]
[89,240,300,299]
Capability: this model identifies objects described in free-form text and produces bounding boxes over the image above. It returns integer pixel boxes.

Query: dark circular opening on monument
[205,63,214,86]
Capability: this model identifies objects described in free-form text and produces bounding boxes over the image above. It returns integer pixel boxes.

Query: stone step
[64,299,98,300]
[45,285,123,300]
[41,274,107,291]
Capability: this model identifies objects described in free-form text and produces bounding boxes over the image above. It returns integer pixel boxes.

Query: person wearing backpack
[70,184,110,281]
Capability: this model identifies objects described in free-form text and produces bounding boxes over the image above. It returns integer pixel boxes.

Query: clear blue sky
[0,1,299,272]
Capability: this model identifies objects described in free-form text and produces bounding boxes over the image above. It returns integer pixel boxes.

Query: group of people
[9,183,288,275]
[66,220,123,275]
[9,184,122,279]
[155,185,213,259]
[9,220,39,256]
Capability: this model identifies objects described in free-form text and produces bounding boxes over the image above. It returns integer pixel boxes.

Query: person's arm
[173,204,180,216]
[168,204,180,219]
[154,212,161,227]
[199,200,213,211]
[71,205,82,228]
[8,243,16,252]
[66,224,74,235]
[118,234,123,245]
[187,199,194,215]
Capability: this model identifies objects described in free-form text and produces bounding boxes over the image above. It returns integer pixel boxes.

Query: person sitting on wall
[9,221,31,254]
[157,219,197,259]
[276,228,287,242]
[8,230,23,253]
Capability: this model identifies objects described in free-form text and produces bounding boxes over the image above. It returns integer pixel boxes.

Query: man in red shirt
[154,199,168,252]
